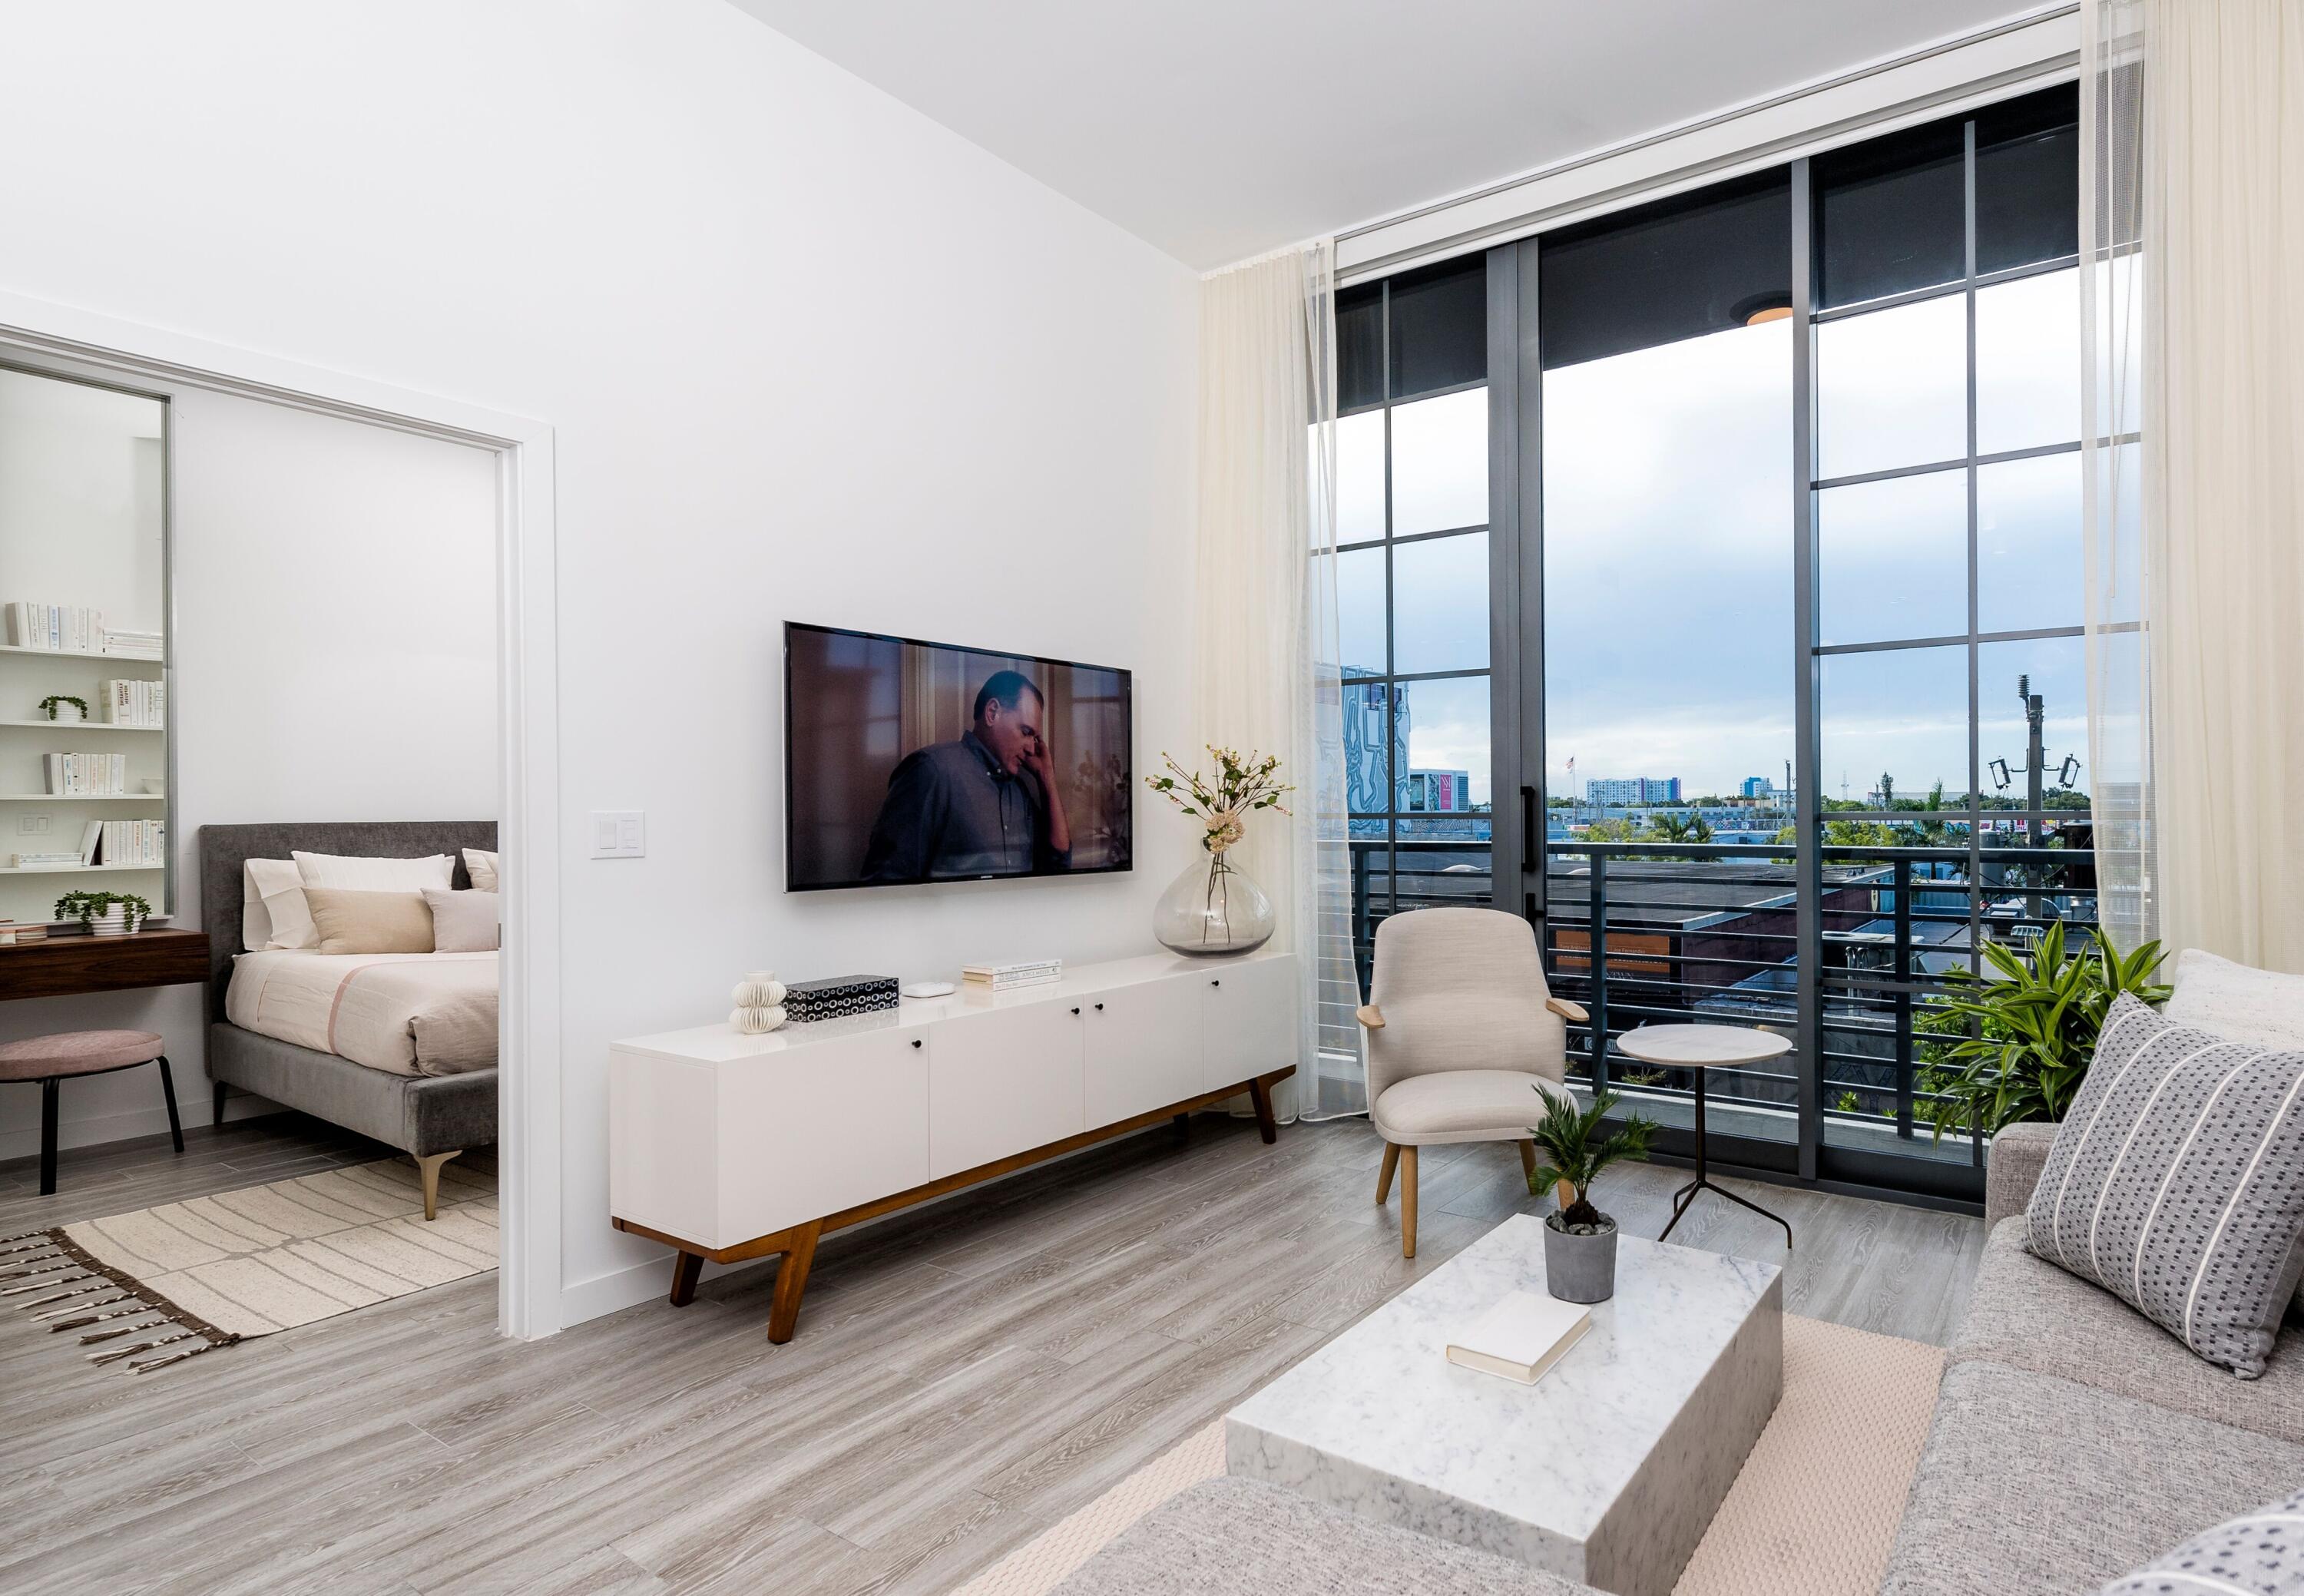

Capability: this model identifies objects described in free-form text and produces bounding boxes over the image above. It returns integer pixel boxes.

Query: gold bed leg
[416,1150,462,1221]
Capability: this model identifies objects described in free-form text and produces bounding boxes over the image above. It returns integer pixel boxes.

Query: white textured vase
[1152,847,1273,958]
[730,971,788,1033]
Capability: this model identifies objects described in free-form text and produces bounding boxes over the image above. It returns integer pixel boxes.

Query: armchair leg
[1376,1142,1400,1206]
[1402,1145,1418,1260]
[1518,1139,1537,1182]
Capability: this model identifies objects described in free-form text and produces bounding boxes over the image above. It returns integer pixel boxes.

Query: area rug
[0,1153,495,1373]
[949,1315,1943,1596]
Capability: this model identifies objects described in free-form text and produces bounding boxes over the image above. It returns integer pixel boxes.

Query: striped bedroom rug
[0,1152,495,1373]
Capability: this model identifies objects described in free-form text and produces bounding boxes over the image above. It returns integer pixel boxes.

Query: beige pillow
[304,888,435,955]
[462,847,500,892]
[423,888,499,953]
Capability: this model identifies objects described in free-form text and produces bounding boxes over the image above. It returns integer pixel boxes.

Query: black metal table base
[1654,1064,1793,1250]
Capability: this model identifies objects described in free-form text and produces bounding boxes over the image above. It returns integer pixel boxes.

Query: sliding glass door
[1344,84,2087,1206]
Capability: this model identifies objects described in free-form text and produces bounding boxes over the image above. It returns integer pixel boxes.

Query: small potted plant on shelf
[1528,1085,1657,1304]
[38,694,88,724]
[55,889,152,937]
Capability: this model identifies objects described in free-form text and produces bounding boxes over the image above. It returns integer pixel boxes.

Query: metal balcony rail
[1348,836,2099,1148]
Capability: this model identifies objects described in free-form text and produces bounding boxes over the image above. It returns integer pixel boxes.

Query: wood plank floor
[0,1111,1984,1596]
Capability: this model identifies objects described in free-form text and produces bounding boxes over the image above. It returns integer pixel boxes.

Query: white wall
[0,389,500,1158]
[0,1,1201,1321]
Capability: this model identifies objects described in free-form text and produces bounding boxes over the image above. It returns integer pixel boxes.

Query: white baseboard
[561,1252,676,1327]
[0,1093,280,1164]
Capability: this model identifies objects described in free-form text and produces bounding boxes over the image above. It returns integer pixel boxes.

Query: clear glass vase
[1152,847,1274,957]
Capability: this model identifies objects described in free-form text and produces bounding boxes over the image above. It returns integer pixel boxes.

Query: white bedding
[226,950,498,1078]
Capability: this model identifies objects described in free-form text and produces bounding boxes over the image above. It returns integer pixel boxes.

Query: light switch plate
[591,810,645,859]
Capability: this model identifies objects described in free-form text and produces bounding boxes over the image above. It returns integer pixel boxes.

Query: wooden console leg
[1375,1142,1400,1206]
[766,1220,823,1345]
[668,1250,703,1307]
[1247,1075,1278,1144]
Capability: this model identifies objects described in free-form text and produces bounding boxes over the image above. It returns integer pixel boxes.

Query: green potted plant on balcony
[1528,1085,1657,1303]
[1919,920,2170,1139]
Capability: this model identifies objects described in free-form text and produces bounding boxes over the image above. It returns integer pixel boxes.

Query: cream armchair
[1355,906,1586,1257]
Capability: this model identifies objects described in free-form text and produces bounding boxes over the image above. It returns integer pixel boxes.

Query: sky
[1333,266,2088,807]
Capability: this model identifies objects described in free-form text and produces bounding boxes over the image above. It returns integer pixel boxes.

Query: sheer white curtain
[1194,242,1364,1118]
[2081,0,2304,972]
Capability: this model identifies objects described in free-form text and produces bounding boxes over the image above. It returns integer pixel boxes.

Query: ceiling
[728,1,2054,271]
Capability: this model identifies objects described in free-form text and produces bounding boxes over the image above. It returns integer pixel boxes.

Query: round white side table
[1615,1024,1794,1249]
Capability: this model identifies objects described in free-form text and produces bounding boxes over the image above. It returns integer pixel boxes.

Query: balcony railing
[1349,836,2099,1157]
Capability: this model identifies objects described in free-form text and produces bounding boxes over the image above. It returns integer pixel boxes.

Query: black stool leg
[38,1077,58,1196]
[213,1079,227,1127]
[156,1056,184,1153]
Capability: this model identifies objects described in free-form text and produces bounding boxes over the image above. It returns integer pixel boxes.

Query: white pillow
[247,857,318,950]
[462,847,500,892]
[241,860,278,949]
[293,851,454,893]
[2165,948,2304,1051]
[424,888,500,952]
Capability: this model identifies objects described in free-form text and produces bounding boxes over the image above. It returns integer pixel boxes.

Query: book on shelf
[9,852,81,871]
[101,627,164,660]
[962,959,1063,989]
[962,959,1062,976]
[99,678,165,727]
[6,602,104,654]
[44,751,131,795]
[0,920,49,943]
[963,969,1062,990]
[94,820,164,866]
[1444,1290,1592,1386]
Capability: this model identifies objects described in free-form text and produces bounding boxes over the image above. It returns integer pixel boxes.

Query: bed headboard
[199,821,500,1022]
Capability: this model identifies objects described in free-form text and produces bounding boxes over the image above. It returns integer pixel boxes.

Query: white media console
[609,949,1299,1341]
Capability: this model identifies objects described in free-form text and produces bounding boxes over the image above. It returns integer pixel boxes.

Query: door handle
[1521,786,1538,873]
[910,1038,922,1049]
[1071,1006,1081,1015]
[1095,1002,1104,1012]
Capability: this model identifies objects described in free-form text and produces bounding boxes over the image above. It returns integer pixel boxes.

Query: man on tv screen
[859,668,1072,882]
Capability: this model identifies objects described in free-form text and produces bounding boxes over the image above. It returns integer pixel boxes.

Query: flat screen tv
[784,622,1133,891]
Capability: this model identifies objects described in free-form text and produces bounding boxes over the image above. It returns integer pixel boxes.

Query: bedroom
[0,356,505,1358]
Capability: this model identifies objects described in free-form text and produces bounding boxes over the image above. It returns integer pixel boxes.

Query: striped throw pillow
[2026,994,2304,1378]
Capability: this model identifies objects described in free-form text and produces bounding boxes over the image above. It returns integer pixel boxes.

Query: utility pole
[2020,674,2045,849]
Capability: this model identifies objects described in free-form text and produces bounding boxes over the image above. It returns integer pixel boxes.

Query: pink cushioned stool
[0,1029,178,1195]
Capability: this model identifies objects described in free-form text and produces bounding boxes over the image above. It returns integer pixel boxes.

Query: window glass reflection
[1817,295,1967,479]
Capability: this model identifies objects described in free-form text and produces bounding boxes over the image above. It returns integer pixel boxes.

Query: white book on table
[1445,1290,1591,1386]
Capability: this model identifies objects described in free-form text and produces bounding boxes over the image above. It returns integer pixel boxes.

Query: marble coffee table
[1226,1214,1782,1596]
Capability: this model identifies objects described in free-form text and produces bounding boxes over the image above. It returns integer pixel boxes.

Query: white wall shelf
[0,720,161,732]
[0,793,163,802]
[0,644,163,661]
[0,861,163,874]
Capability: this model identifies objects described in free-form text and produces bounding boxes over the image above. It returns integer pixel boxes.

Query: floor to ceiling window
[1345,83,2084,1205]
[1334,257,1495,991]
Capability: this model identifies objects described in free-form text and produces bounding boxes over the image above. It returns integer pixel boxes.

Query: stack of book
[46,752,131,795]
[100,678,166,727]
[102,627,164,661]
[962,959,1062,992]
[81,819,163,866]
[0,921,51,944]
[6,602,104,653]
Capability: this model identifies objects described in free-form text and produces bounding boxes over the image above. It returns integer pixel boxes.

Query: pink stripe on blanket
[324,963,397,1055]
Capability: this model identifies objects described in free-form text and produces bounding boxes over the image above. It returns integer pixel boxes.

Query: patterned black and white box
[783,974,899,1023]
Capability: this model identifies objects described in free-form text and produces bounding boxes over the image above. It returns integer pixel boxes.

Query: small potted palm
[1528,1085,1657,1303]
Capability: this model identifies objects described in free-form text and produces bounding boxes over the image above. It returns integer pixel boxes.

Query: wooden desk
[0,927,210,1001]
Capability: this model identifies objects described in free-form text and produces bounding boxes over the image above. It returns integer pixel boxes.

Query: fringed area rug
[949,1315,1944,1596]
[0,1152,495,1374]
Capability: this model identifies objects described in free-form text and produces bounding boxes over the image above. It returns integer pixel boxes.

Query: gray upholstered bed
[200,821,498,1217]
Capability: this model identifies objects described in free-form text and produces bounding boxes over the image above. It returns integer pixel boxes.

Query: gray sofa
[1055,1120,2304,1596]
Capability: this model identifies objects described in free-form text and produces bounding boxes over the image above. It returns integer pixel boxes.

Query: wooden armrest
[1356,1003,1385,1030]
[1544,995,1589,1024]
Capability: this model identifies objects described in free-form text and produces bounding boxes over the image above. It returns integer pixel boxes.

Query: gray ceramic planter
[1543,1214,1619,1303]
